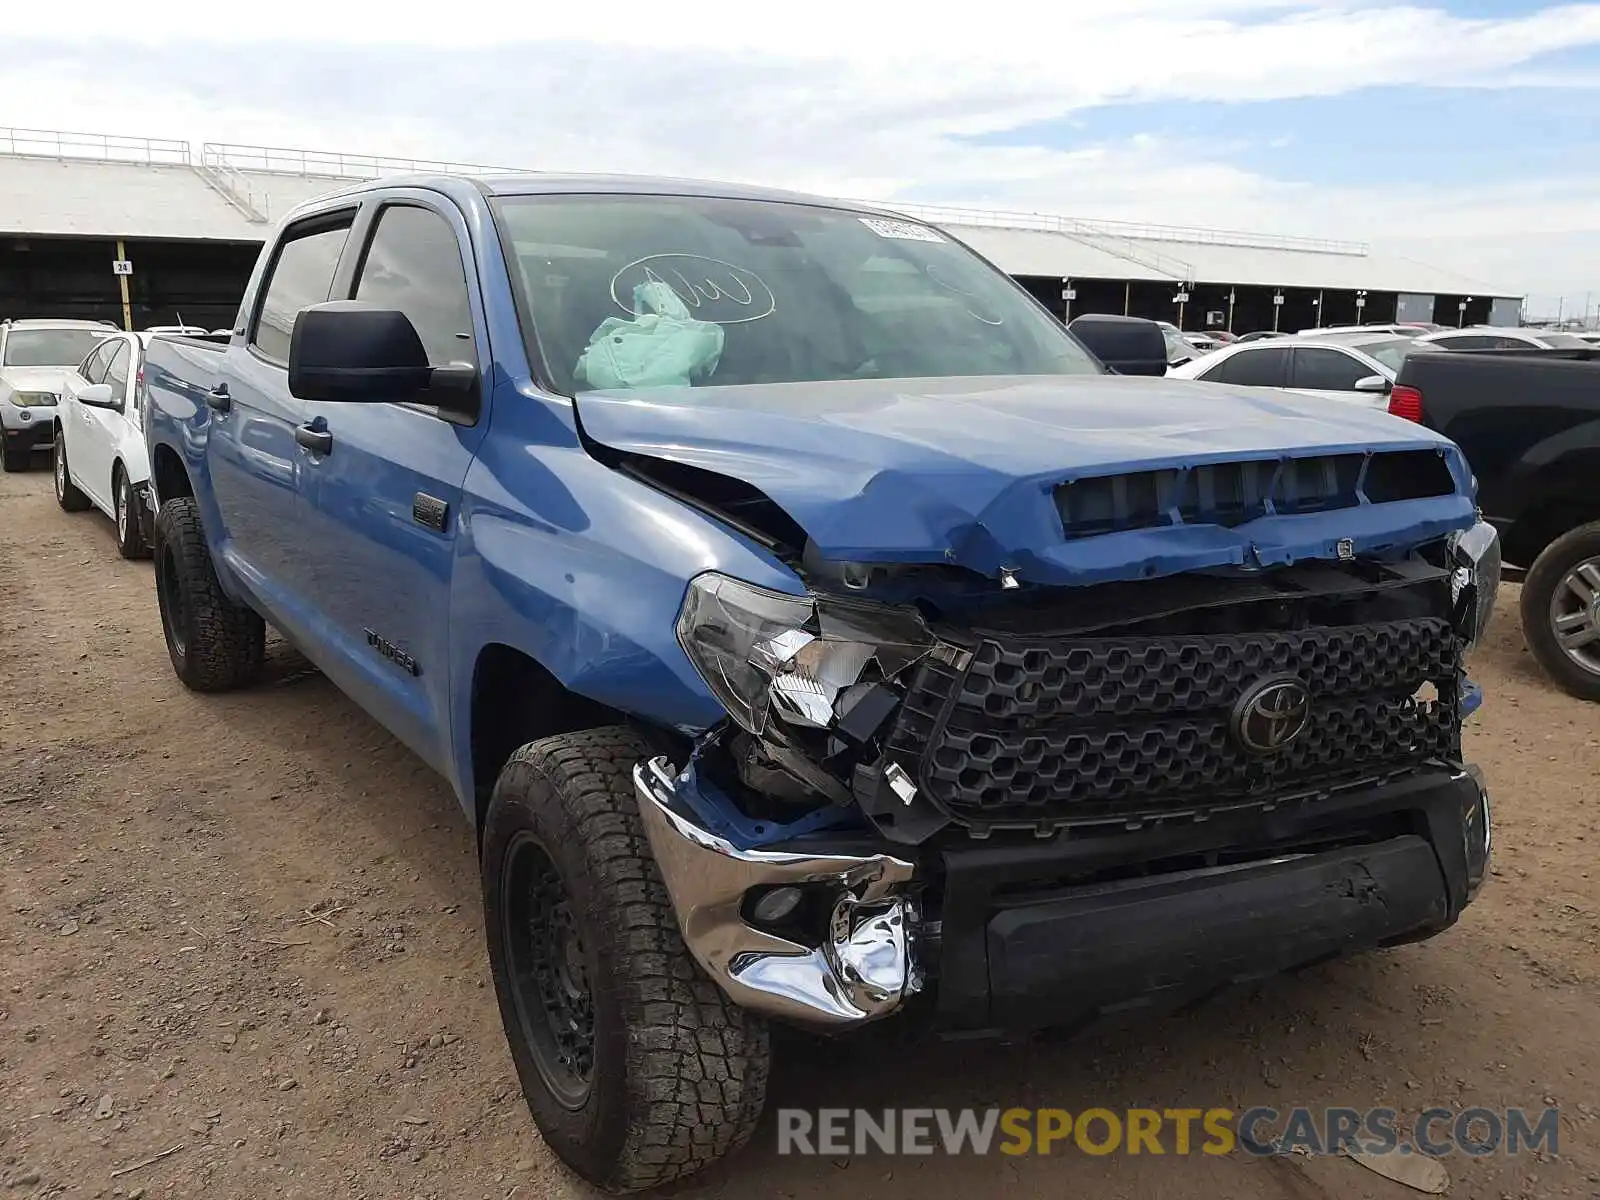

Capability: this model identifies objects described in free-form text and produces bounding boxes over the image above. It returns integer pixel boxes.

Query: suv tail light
[1388,384,1424,422]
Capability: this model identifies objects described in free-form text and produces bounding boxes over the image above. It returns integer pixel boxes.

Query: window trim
[102,341,132,411]
[340,197,484,427]
[246,207,359,368]
[79,340,114,385]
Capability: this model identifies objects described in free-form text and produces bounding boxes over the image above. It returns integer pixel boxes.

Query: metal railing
[195,151,271,224]
[858,198,1369,258]
[0,126,192,167]
[203,141,525,181]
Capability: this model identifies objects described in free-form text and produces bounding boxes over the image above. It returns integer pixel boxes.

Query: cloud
[2,1,1599,307]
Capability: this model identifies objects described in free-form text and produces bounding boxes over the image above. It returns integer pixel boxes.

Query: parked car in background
[54,331,155,558]
[1207,329,1239,344]
[1158,320,1218,354]
[1389,344,1600,700]
[1235,330,1284,342]
[1166,330,1428,408]
[141,173,1497,1191]
[0,318,116,471]
[1418,326,1593,351]
[144,324,211,337]
[1300,323,1424,338]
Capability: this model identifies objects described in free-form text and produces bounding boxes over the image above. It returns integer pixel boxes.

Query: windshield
[3,328,107,367]
[1359,337,1429,372]
[494,195,1102,394]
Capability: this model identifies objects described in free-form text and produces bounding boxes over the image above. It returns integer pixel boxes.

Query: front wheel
[1521,521,1600,702]
[1,436,30,473]
[114,470,150,559]
[54,436,90,511]
[481,727,770,1193]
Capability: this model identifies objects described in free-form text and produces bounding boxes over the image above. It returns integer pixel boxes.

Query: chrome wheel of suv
[54,440,65,500]
[115,482,128,541]
[1550,557,1600,677]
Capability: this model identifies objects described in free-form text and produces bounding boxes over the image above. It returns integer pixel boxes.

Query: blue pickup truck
[143,174,1499,1191]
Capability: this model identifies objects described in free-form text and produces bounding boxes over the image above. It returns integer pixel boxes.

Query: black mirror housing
[1066,314,1170,377]
[288,302,436,403]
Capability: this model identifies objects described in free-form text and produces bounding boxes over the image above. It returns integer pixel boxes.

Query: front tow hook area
[633,756,920,1026]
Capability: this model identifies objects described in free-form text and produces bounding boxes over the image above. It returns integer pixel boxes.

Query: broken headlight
[1449,519,1501,646]
[676,572,932,735]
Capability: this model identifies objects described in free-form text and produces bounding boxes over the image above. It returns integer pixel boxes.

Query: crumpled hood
[576,374,1478,586]
[0,366,72,401]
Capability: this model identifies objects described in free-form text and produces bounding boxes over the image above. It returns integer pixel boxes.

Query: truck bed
[1393,348,1600,561]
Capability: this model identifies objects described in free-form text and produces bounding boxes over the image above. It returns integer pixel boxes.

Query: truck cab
[143,174,1500,1193]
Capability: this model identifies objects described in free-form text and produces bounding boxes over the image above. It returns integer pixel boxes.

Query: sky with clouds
[4,0,1599,318]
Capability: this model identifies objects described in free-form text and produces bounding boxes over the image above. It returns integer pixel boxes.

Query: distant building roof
[0,126,1521,300]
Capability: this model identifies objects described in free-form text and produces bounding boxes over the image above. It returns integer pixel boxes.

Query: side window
[352,205,477,367]
[1292,347,1369,390]
[1202,346,1289,387]
[1491,336,1531,350]
[79,342,113,384]
[104,343,131,400]
[250,216,354,364]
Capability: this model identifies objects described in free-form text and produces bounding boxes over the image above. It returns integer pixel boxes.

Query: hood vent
[1055,450,1455,541]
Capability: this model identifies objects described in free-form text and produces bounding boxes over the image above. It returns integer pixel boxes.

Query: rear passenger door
[296,196,489,772]
[210,211,354,628]
[1197,345,1290,388]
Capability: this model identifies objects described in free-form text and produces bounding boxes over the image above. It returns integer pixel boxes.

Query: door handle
[294,423,333,455]
[205,384,231,412]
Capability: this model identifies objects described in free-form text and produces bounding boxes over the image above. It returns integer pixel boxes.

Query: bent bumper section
[634,757,921,1026]
[636,757,1492,1032]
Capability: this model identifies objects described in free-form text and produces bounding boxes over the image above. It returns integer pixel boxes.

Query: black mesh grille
[885,618,1460,828]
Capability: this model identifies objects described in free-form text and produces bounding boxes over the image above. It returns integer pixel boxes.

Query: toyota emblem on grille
[1231,676,1312,754]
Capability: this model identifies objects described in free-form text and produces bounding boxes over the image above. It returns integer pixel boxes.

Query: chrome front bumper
[633,757,920,1027]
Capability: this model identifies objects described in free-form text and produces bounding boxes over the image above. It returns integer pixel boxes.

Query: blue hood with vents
[576,374,1478,586]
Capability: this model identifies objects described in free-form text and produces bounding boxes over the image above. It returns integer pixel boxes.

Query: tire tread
[485,727,768,1193]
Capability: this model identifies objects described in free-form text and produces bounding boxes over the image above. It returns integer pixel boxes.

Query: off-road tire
[482,727,770,1193]
[1521,521,1600,702]
[1,437,30,473]
[153,496,264,692]
[54,435,90,511]
[114,468,150,559]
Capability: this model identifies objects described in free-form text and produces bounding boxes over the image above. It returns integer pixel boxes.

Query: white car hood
[0,366,74,398]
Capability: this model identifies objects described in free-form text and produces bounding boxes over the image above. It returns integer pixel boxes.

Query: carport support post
[1123,281,1131,316]
[1227,289,1236,333]
[116,239,132,331]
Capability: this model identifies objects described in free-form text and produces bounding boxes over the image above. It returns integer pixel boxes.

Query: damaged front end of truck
[582,379,1501,1035]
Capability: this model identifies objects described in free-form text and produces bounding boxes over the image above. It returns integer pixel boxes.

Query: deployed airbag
[575,281,724,390]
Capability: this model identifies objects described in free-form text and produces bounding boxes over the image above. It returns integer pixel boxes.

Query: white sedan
[53,332,155,558]
[1166,331,1428,409]
[1416,325,1595,351]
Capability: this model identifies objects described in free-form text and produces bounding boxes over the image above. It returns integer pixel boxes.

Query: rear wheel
[153,496,264,691]
[1521,521,1600,702]
[481,727,770,1193]
[114,468,150,559]
[54,436,90,512]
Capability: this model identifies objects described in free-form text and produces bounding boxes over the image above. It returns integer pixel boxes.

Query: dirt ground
[2,463,1597,1200]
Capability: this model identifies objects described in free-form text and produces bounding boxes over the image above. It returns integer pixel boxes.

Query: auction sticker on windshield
[859,216,946,242]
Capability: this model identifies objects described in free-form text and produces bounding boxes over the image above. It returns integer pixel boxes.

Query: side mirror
[1353,374,1392,394]
[1066,314,1169,377]
[78,383,117,408]
[288,302,476,411]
